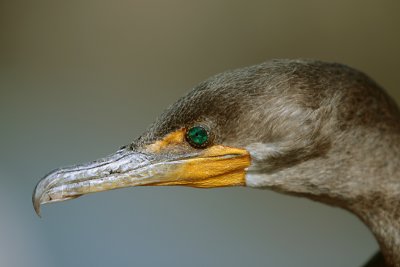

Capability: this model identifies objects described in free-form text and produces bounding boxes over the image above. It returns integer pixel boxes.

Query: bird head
[33,59,400,216]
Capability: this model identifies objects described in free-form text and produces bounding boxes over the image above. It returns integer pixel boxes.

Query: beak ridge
[32,149,152,217]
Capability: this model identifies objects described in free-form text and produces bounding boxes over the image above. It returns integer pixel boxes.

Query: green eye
[186,126,210,148]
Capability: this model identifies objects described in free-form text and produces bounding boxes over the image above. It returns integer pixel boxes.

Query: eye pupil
[186,126,209,148]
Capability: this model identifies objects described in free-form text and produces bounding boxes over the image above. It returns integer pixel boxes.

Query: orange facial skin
[145,129,251,188]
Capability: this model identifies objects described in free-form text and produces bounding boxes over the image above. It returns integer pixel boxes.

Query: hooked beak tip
[32,191,42,218]
[32,179,45,217]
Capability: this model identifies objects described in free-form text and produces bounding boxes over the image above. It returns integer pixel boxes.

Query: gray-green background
[1,1,399,266]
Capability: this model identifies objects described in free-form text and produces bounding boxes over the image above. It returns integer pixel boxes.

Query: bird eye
[186,126,210,148]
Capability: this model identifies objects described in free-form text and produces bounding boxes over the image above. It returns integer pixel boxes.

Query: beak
[33,146,250,216]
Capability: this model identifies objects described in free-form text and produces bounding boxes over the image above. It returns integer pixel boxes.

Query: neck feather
[350,195,400,267]
[344,131,400,267]
[246,128,400,266]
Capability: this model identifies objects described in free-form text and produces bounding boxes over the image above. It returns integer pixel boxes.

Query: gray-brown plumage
[33,59,400,267]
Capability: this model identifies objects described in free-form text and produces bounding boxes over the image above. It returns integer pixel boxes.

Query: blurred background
[1,1,399,266]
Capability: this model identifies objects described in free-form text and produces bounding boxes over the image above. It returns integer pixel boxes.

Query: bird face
[35,73,243,213]
[34,60,379,216]
[33,127,251,216]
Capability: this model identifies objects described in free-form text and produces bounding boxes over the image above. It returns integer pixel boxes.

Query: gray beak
[32,148,169,216]
[32,143,251,217]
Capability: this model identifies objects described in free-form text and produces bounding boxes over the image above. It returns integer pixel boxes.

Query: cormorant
[33,59,400,267]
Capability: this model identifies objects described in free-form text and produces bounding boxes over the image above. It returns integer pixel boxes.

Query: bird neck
[347,134,400,267]
[321,127,400,267]
[350,196,400,267]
